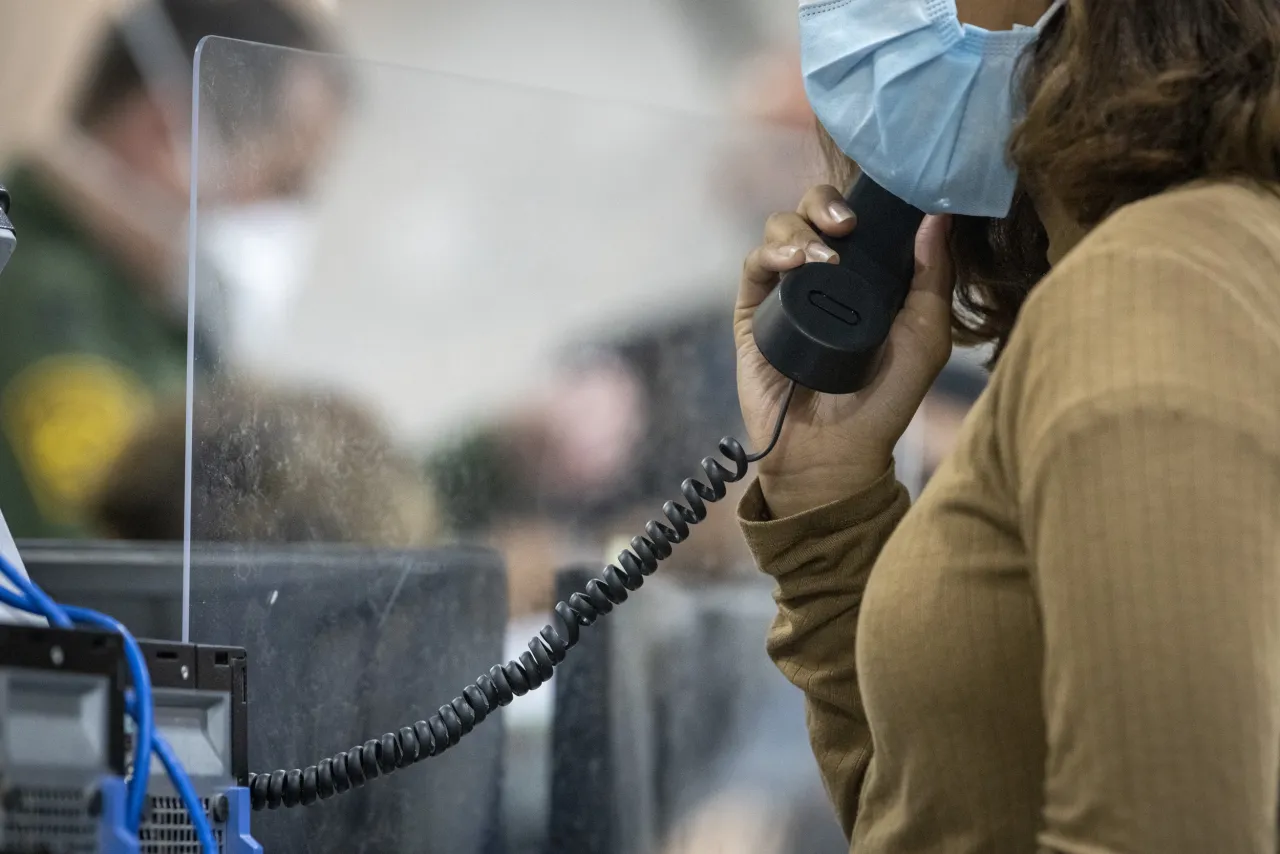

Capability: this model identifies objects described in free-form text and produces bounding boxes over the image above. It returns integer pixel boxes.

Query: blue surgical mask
[800,0,1067,218]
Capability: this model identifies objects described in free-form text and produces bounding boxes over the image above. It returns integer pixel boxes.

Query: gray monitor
[20,539,184,640]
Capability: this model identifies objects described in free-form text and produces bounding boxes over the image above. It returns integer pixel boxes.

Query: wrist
[757,457,893,519]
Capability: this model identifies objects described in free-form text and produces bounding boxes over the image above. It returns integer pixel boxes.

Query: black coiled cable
[247,381,798,811]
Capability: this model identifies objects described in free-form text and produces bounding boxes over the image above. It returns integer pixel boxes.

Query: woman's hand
[735,185,955,518]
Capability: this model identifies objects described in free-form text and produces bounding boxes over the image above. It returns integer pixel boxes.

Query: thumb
[878,215,956,394]
[912,214,954,302]
[899,214,955,341]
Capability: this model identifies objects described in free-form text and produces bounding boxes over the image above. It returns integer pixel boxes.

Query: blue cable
[0,560,151,830]
[0,558,215,852]
[127,694,219,854]
[62,605,154,831]
[0,553,71,628]
[0,580,153,832]
[153,732,218,853]
[0,575,40,614]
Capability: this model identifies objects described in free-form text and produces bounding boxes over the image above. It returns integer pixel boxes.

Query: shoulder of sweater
[1014,180,1280,365]
[1027,180,1280,320]
[990,182,1280,469]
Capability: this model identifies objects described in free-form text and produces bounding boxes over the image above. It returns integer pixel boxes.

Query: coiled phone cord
[246,380,798,810]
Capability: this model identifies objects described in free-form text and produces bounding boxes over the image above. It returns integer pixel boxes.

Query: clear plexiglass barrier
[184,35,869,854]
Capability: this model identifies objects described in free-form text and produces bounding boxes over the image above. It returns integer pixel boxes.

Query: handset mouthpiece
[752,174,925,394]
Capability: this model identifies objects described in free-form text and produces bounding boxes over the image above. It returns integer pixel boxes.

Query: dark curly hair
[823,0,1280,363]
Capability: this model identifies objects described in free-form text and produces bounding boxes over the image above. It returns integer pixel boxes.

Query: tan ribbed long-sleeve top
[740,182,1280,853]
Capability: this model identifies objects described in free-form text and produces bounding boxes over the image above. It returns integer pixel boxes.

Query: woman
[736,0,1280,851]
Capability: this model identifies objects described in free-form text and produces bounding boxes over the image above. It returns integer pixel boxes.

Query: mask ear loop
[1034,0,1069,31]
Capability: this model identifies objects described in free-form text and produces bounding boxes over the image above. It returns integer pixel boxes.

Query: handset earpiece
[752,175,926,394]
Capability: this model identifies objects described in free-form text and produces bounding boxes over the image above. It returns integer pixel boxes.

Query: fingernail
[806,241,837,263]
[775,245,803,260]
[828,201,855,223]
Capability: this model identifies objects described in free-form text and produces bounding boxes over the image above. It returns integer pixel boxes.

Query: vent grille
[2,784,98,853]
[139,795,226,854]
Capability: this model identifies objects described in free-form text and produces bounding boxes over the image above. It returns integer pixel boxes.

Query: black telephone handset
[753,175,926,394]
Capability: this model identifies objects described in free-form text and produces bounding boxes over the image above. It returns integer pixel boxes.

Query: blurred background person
[0,0,340,538]
[426,315,753,619]
[91,379,439,546]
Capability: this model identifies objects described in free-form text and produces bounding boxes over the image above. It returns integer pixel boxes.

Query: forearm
[740,465,909,835]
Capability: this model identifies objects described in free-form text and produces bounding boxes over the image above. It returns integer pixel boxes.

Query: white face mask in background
[200,200,318,364]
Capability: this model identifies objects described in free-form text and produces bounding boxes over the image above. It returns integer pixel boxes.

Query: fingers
[763,184,854,264]
[763,212,838,264]
[797,184,856,238]
[737,243,805,315]
[736,185,859,349]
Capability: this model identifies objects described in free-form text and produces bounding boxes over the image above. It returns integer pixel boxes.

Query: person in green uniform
[0,0,339,537]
